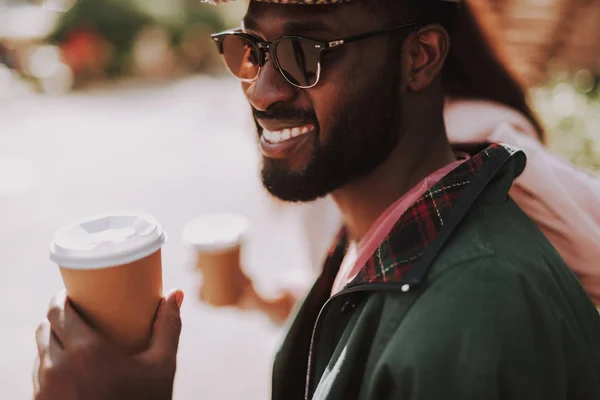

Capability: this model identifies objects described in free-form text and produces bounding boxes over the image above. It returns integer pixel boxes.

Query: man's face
[243,2,407,202]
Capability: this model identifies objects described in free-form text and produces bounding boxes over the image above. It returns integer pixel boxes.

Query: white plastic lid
[49,212,167,269]
[182,213,248,252]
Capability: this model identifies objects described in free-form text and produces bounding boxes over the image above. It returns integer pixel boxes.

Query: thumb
[144,289,184,360]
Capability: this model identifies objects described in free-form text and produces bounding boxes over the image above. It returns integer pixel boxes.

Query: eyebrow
[242,17,335,36]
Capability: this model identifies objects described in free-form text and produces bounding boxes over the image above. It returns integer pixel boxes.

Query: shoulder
[378,256,560,376]
[428,197,548,279]
[381,197,592,352]
[364,258,580,399]
[393,202,565,340]
[444,98,538,142]
[359,200,600,397]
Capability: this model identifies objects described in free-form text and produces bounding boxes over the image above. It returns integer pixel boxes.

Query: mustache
[253,104,317,122]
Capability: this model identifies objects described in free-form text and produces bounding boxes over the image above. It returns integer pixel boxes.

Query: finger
[47,291,99,350]
[34,317,65,400]
[32,355,40,397]
[36,320,51,359]
[142,289,183,361]
[48,330,64,363]
[34,332,65,400]
[45,290,67,345]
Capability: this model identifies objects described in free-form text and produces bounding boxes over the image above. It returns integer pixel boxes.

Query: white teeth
[263,130,276,142]
[263,129,282,144]
[262,124,314,144]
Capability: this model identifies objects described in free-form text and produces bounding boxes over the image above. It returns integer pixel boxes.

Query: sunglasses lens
[275,38,321,88]
[221,35,260,81]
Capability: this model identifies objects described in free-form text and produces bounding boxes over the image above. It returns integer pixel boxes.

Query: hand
[33,289,184,400]
[236,282,297,325]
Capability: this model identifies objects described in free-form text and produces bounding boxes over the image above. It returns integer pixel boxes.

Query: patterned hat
[204,0,460,6]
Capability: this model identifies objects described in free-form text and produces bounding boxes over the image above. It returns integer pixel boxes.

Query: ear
[405,24,450,92]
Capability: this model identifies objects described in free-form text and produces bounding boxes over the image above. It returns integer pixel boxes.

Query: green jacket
[272,144,600,400]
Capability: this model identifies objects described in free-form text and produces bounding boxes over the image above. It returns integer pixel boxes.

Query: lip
[260,128,315,160]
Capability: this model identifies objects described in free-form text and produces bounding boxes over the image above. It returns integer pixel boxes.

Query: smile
[262,124,316,144]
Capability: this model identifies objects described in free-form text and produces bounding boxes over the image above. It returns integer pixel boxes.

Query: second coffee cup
[183,213,249,306]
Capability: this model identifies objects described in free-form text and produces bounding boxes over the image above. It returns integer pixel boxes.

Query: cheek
[309,77,354,139]
[309,85,341,140]
[309,72,369,146]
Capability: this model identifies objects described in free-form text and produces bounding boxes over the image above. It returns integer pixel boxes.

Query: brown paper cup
[196,245,249,306]
[182,213,249,307]
[50,212,167,354]
[59,249,163,353]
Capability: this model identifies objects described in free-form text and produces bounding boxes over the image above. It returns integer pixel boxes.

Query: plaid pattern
[320,143,514,291]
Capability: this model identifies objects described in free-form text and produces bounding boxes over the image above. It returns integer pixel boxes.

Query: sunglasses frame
[211,22,416,89]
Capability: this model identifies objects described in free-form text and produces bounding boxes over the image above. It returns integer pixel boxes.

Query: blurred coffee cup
[182,213,249,307]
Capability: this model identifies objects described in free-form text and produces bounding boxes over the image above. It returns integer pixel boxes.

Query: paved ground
[0,76,340,399]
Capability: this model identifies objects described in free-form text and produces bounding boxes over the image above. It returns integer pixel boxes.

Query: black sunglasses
[211,22,416,89]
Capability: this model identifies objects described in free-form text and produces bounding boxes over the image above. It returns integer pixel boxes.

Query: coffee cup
[49,212,167,354]
[182,213,249,306]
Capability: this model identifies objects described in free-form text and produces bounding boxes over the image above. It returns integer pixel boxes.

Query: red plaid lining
[320,143,512,290]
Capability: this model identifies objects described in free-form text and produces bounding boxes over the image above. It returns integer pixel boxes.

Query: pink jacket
[446,99,600,303]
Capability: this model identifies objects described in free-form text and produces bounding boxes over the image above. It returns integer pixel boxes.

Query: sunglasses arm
[320,22,417,50]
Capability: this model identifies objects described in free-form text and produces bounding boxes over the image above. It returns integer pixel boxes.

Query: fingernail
[175,291,184,309]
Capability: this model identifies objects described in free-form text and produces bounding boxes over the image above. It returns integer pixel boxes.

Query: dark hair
[439,1,546,141]
[369,0,545,141]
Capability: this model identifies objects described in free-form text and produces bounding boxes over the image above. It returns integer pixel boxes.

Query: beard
[258,65,403,203]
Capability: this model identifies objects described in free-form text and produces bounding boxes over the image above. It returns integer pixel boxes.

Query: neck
[332,121,455,243]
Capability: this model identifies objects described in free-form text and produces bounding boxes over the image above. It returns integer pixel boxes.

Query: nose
[244,61,297,112]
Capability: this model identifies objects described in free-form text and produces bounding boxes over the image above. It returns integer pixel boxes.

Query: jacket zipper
[303,283,410,400]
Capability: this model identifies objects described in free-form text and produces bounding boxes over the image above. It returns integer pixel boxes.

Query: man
[34,0,600,399]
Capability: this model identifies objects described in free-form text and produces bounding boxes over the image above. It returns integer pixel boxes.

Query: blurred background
[1,0,599,398]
